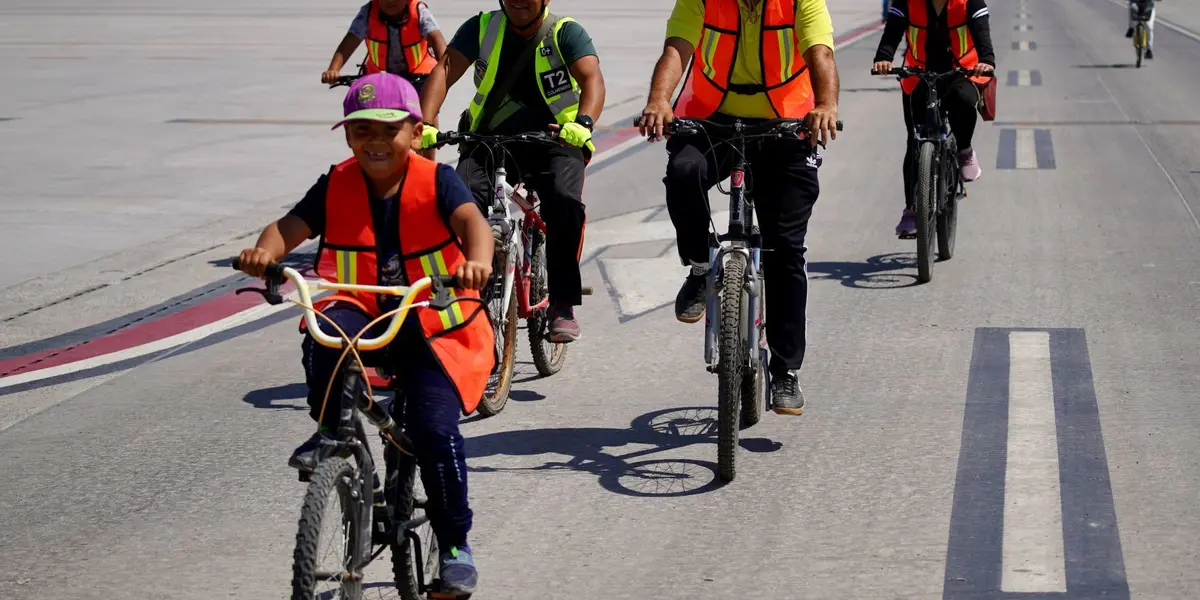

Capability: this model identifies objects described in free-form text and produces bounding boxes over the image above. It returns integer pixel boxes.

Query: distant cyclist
[1126,0,1160,59]
[873,0,995,237]
[638,0,841,415]
[321,0,448,91]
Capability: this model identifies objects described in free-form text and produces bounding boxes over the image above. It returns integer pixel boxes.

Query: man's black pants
[456,143,587,306]
[663,114,821,375]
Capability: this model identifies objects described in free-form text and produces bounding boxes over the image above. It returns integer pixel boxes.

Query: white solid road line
[1017,70,1033,86]
[1002,332,1067,593]
[1015,129,1038,170]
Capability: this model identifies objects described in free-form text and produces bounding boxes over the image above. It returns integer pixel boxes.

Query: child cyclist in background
[236,73,492,597]
[322,0,448,92]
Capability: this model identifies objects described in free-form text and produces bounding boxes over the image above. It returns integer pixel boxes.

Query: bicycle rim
[391,451,438,600]
[528,232,567,375]
[479,281,517,417]
[937,138,959,260]
[740,270,765,429]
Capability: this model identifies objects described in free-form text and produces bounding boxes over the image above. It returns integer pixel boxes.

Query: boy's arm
[324,33,364,83]
[447,203,493,290]
[238,215,312,278]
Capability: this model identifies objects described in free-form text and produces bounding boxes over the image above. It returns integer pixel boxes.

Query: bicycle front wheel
[1136,25,1145,67]
[717,252,747,482]
[292,456,366,600]
[915,141,938,283]
[479,280,518,417]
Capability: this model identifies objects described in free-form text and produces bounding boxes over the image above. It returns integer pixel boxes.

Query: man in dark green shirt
[420,0,606,343]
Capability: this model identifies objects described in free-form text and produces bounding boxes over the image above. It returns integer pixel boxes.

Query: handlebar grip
[836,121,844,131]
[430,274,459,288]
[231,258,286,282]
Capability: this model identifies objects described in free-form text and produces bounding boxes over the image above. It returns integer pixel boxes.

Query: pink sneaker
[958,148,982,182]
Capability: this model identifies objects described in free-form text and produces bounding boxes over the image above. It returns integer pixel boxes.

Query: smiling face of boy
[344,119,420,179]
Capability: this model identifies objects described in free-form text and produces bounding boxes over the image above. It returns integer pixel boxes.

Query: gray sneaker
[771,370,806,415]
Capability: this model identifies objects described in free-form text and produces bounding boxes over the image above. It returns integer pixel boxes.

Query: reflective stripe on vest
[901,0,987,94]
[314,154,495,413]
[467,10,591,149]
[365,0,436,76]
[676,0,815,119]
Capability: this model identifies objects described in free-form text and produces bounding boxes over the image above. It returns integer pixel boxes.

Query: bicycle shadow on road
[465,406,781,498]
[243,382,309,411]
[806,252,921,289]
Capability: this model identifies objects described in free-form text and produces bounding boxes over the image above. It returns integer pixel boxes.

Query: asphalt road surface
[2,0,1199,598]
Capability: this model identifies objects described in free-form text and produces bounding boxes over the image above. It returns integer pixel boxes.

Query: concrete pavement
[1,0,1199,598]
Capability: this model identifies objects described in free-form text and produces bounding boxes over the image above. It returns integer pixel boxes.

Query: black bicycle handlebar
[872,66,996,80]
[327,75,361,89]
[231,258,460,290]
[635,116,843,139]
[433,130,559,148]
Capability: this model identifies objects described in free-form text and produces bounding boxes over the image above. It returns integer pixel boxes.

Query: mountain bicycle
[637,115,840,482]
[432,130,592,417]
[232,259,467,600]
[877,66,992,283]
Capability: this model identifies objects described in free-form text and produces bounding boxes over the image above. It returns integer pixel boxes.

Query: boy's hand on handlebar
[321,69,341,84]
[972,63,995,78]
[455,260,492,291]
[805,103,839,147]
[237,248,277,278]
[872,61,894,75]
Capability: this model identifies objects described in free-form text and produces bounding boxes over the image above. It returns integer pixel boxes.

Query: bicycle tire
[937,136,959,261]
[915,141,938,283]
[740,268,764,429]
[292,456,364,600]
[1136,25,1145,68]
[479,283,518,417]
[528,231,568,376]
[717,252,747,482]
[391,450,439,600]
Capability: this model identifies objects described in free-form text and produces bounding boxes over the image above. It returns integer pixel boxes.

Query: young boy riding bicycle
[235,73,492,597]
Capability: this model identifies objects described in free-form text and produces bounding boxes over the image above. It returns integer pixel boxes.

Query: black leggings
[901,75,980,207]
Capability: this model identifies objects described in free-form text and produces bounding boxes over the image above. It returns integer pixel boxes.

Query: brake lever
[236,282,284,305]
[427,278,455,311]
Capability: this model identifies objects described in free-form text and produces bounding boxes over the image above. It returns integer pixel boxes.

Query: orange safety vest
[314,155,495,414]
[364,0,437,76]
[676,0,815,119]
[901,0,990,94]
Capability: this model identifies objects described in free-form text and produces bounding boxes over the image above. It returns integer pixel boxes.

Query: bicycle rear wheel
[390,448,439,600]
[528,230,568,376]
[479,280,517,417]
[717,252,747,482]
[915,141,938,283]
[937,136,959,261]
[292,456,365,600]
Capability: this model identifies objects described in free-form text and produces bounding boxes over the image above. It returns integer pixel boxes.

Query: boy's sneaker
[770,370,806,416]
[895,208,917,238]
[287,431,326,472]
[1125,27,1134,38]
[439,546,478,597]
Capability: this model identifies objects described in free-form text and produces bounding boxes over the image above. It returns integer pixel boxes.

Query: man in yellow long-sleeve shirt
[638,0,841,415]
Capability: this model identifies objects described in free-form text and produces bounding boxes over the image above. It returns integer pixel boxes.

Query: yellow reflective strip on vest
[335,250,347,284]
[348,251,359,285]
[702,30,719,80]
[410,45,422,68]
[956,26,968,56]
[419,254,454,329]
[431,251,462,327]
[777,30,792,82]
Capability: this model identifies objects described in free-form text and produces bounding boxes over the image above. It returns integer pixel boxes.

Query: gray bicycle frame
[702,132,764,370]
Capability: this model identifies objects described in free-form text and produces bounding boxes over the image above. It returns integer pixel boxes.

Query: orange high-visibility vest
[676,0,815,119]
[364,0,437,76]
[314,155,495,413]
[901,0,990,94]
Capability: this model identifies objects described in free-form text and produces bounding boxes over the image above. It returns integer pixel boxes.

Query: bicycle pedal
[897,233,917,240]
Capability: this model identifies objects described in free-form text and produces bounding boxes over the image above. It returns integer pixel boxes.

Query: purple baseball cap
[332,73,423,130]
